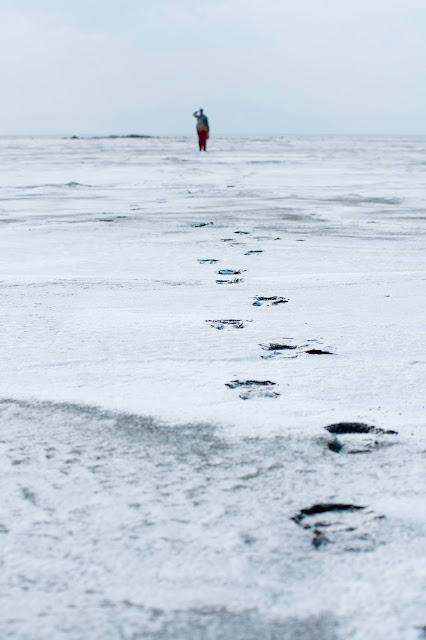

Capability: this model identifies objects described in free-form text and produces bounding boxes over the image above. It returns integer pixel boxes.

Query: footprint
[261,342,297,351]
[253,296,288,306]
[259,338,333,358]
[292,503,384,551]
[216,278,243,285]
[244,249,263,255]
[226,380,276,389]
[198,259,220,264]
[99,216,127,222]
[221,238,234,242]
[226,379,280,400]
[252,236,281,241]
[217,269,245,275]
[234,230,250,235]
[207,319,249,330]
[325,422,398,454]
[190,222,213,227]
[260,342,298,359]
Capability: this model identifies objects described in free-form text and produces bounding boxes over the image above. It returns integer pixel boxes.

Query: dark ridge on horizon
[66,134,156,140]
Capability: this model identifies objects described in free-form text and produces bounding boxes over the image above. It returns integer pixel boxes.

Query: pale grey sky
[1,0,425,135]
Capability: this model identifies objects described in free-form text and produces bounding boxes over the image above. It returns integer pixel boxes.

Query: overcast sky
[1,0,425,135]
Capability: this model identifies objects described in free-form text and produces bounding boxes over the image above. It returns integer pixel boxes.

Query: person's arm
[193,111,199,118]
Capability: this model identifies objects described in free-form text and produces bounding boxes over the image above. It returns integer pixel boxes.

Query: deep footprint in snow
[292,503,384,551]
[261,342,297,351]
[253,296,288,307]
[260,342,298,359]
[259,339,334,359]
[226,380,276,389]
[234,230,250,235]
[325,422,398,454]
[217,269,245,275]
[244,249,263,255]
[216,278,243,285]
[207,319,249,330]
[226,379,280,400]
[190,222,214,227]
[198,259,219,264]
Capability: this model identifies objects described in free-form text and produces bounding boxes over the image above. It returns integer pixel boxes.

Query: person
[193,109,209,151]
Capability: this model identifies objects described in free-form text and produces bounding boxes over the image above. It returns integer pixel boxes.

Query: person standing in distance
[193,108,209,151]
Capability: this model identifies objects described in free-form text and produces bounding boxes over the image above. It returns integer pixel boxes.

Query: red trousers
[197,129,208,150]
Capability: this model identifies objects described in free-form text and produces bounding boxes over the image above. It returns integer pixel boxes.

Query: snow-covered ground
[0,134,425,639]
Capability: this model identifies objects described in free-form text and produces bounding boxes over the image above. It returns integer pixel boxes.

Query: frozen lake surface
[0,135,425,639]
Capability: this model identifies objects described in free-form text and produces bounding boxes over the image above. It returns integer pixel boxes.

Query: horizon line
[1,132,426,138]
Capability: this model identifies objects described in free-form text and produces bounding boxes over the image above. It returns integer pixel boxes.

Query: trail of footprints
[194,221,396,554]
[196,223,333,393]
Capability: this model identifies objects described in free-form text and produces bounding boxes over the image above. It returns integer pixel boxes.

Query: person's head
[199,108,203,114]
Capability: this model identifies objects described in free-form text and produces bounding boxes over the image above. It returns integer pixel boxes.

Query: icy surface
[0,135,425,639]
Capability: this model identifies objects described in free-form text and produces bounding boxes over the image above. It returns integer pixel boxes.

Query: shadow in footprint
[244,250,263,255]
[198,259,219,264]
[305,349,334,355]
